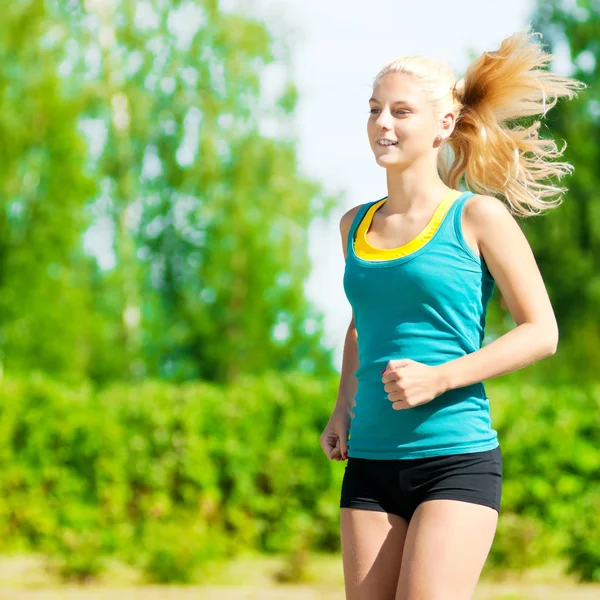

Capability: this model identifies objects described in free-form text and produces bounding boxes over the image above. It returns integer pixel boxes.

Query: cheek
[399,119,434,145]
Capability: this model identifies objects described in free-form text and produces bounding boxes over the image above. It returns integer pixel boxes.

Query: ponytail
[443,27,586,217]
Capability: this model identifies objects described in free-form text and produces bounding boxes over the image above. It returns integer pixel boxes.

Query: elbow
[348,321,357,341]
[544,325,559,357]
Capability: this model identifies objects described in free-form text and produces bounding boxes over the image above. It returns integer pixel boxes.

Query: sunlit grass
[0,552,599,599]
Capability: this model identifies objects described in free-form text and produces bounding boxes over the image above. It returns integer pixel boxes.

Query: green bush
[487,511,549,572]
[0,371,598,582]
[47,528,105,583]
[490,380,599,579]
[0,370,343,582]
[138,518,215,584]
[564,488,600,582]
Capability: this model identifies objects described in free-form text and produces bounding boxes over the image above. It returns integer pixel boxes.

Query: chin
[375,155,405,169]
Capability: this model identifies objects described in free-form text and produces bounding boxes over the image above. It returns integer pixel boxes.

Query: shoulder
[463,194,522,239]
[463,194,530,261]
[339,204,366,233]
[339,203,371,260]
[340,198,384,232]
[463,193,513,223]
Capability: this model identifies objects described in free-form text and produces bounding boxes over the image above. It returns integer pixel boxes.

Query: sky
[227,0,541,370]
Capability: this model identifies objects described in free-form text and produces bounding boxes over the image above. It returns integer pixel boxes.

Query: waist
[348,383,497,459]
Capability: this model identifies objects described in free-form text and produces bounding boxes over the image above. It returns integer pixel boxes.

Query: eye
[368,108,409,115]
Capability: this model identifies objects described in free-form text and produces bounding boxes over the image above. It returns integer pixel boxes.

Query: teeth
[378,140,397,146]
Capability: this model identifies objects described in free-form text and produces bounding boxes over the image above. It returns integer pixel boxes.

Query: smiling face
[367,72,442,170]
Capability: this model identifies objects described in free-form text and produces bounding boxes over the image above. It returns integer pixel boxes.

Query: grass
[0,552,598,599]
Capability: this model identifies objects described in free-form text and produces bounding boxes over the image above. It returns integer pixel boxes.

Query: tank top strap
[448,190,476,231]
[445,190,488,267]
[346,199,382,258]
[450,190,476,218]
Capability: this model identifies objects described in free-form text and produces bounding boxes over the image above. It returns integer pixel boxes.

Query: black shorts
[340,445,502,522]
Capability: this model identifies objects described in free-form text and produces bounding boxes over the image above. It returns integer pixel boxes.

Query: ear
[438,111,456,140]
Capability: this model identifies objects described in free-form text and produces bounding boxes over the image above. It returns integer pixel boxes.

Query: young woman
[319,28,585,600]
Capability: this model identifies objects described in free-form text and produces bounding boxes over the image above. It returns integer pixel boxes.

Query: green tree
[3,0,338,383]
[75,0,338,382]
[525,0,600,377]
[0,0,96,380]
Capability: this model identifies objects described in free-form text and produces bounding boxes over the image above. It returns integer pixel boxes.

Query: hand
[382,359,447,410]
[320,410,350,461]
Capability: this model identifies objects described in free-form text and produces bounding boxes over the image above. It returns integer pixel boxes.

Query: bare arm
[334,317,359,419]
[332,206,361,419]
[437,195,558,392]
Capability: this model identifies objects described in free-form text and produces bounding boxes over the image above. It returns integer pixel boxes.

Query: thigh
[340,458,410,600]
[341,508,409,600]
[396,499,498,599]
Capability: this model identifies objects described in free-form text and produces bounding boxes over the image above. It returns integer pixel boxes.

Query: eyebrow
[368,97,412,105]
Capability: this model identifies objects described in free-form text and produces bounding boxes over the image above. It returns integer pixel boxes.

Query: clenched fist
[382,359,448,410]
[320,409,351,461]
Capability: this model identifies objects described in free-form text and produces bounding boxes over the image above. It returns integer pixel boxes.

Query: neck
[383,157,454,216]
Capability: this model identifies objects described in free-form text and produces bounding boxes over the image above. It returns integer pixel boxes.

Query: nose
[375,108,393,130]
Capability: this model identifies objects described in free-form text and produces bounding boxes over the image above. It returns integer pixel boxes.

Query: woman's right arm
[331,206,361,421]
[320,207,362,461]
[332,316,358,422]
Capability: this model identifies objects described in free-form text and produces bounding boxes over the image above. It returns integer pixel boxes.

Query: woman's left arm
[436,194,558,393]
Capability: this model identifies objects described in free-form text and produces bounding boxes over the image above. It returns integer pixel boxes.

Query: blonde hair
[373,27,586,217]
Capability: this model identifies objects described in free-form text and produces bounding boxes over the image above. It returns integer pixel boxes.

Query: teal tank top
[343,190,499,459]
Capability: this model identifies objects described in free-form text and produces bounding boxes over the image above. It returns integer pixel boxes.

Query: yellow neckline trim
[354,189,463,261]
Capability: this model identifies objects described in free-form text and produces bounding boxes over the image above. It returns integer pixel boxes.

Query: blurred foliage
[0,0,598,385]
[514,0,600,379]
[0,371,341,582]
[0,0,97,381]
[0,0,338,385]
[0,372,598,582]
[564,488,600,582]
[486,380,600,579]
[467,1,600,382]
[0,0,598,587]
[47,528,106,584]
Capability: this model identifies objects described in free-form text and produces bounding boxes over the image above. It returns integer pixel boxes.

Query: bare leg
[341,507,409,600]
[395,499,498,600]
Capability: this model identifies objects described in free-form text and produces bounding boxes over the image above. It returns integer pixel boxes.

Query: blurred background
[0,0,598,597]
